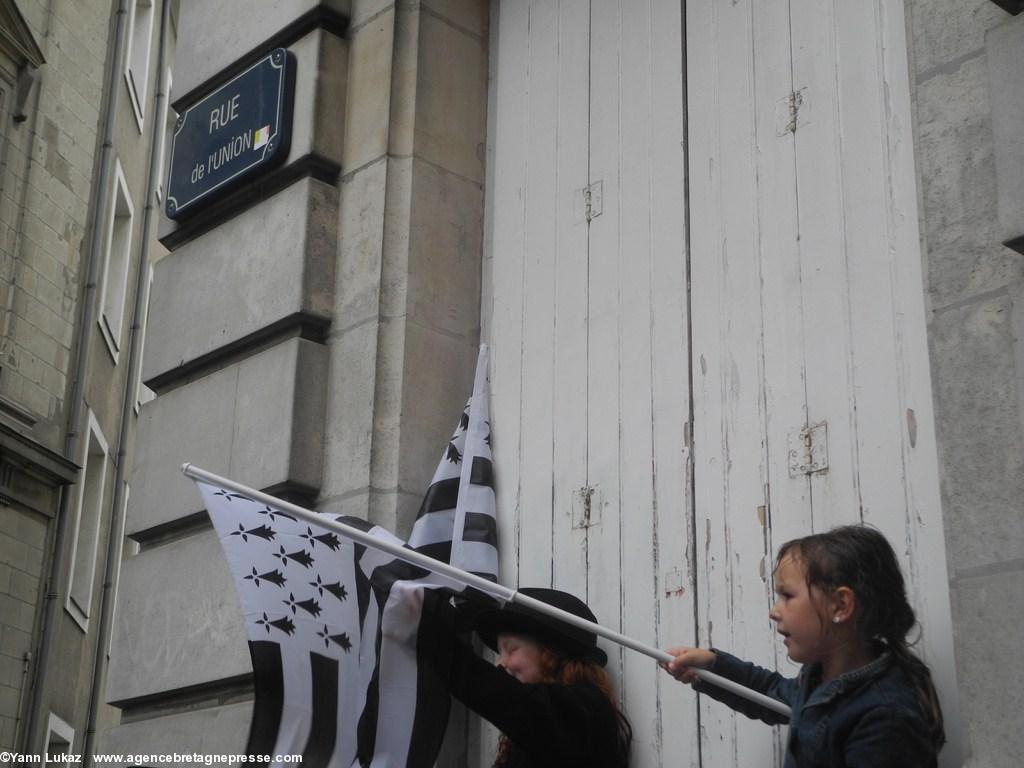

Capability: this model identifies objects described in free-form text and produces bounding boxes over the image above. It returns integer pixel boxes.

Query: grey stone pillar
[103,0,488,757]
[319,1,487,536]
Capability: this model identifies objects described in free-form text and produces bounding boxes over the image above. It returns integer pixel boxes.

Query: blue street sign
[166,48,296,219]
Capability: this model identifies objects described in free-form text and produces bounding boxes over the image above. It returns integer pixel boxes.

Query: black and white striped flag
[195,345,496,767]
[409,343,496,582]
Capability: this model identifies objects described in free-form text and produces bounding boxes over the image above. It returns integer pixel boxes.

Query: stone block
[951,567,1024,768]
[386,4,417,160]
[342,7,394,174]
[17,508,48,550]
[175,0,350,100]
[377,163,417,306]
[396,322,478,522]
[407,157,483,337]
[915,54,1020,309]
[414,11,488,183]
[986,14,1024,251]
[909,0,1004,82]
[317,487,370,520]
[291,29,349,167]
[159,30,347,245]
[321,319,379,503]
[930,294,1024,571]
[0,715,14,753]
[101,702,252,760]
[0,626,30,659]
[0,532,28,574]
[0,685,17,717]
[350,0,392,30]
[128,338,328,535]
[19,383,49,431]
[106,530,248,704]
[0,596,28,632]
[0,508,17,538]
[0,654,21,687]
[8,570,39,605]
[423,0,488,38]
[335,157,387,329]
[145,178,338,384]
[17,603,34,638]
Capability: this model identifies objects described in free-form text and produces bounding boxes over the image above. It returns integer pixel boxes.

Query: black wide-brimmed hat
[474,587,608,667]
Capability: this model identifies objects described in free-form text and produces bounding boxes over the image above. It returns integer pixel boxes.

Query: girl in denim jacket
[663,525,945,768]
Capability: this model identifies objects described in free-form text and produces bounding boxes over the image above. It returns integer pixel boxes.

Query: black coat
[444,641,628,768]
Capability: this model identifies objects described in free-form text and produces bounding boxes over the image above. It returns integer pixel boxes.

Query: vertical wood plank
[685,0,728,761]
[870,1,963,761]
[586,0,624,684]
[476,8,500,759]
[480,0,500,351]
[550,0,592,605]
[751,0,811,697]
[832,0,903,533]
[789,0,861,532]
[615,1,661,764]
[516,0,561,588]
[479,2,530,761]
[648,0,699,763]
[832,0,917,633]
[687,0,779,764]
[487,0,530,589]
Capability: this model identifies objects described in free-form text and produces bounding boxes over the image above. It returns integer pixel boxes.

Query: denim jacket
[696,650,939,768]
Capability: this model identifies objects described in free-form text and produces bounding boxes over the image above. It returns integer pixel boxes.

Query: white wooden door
[687,0,961,766]
[484,0,960,766]
[482,1,696,766]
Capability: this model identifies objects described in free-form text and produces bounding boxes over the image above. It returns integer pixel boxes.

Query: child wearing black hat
[425,587,632,768]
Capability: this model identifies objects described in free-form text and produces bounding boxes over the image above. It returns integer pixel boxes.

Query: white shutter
[484,1,694,766]
[485,1,959,766]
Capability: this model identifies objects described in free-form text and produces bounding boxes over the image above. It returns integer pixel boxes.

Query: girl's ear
[831,586,856,624]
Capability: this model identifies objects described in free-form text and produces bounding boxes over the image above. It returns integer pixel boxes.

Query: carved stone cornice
[0,0,45,69]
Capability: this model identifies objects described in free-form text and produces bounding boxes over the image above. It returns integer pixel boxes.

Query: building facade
[0,0,174,757]
[0,0,1020,766]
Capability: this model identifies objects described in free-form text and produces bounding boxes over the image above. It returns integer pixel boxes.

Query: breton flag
[193,344,496,767]
[356,345,497,765]
[409,343,496,580]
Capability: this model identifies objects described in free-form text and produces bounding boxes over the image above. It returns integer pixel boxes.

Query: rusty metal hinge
[776,88,807,136]
[788,421,828,477]
[583,181,603,222]
[572,485,602,528]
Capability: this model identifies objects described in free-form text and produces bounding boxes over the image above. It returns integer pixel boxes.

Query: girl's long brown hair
[777,525,945,750]
[494,644,632,767]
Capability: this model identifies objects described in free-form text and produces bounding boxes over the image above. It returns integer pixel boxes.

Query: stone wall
[909,1,1024,765]
[105,1,488,759]
[0,0,113,750]
[0,502,47,747]
[0,1,109,445]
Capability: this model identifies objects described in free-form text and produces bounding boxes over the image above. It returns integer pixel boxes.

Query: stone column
[320,1,488,536]
[911,1,1024,765]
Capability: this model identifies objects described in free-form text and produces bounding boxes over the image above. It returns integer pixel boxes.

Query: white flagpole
[182,463,791,718]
